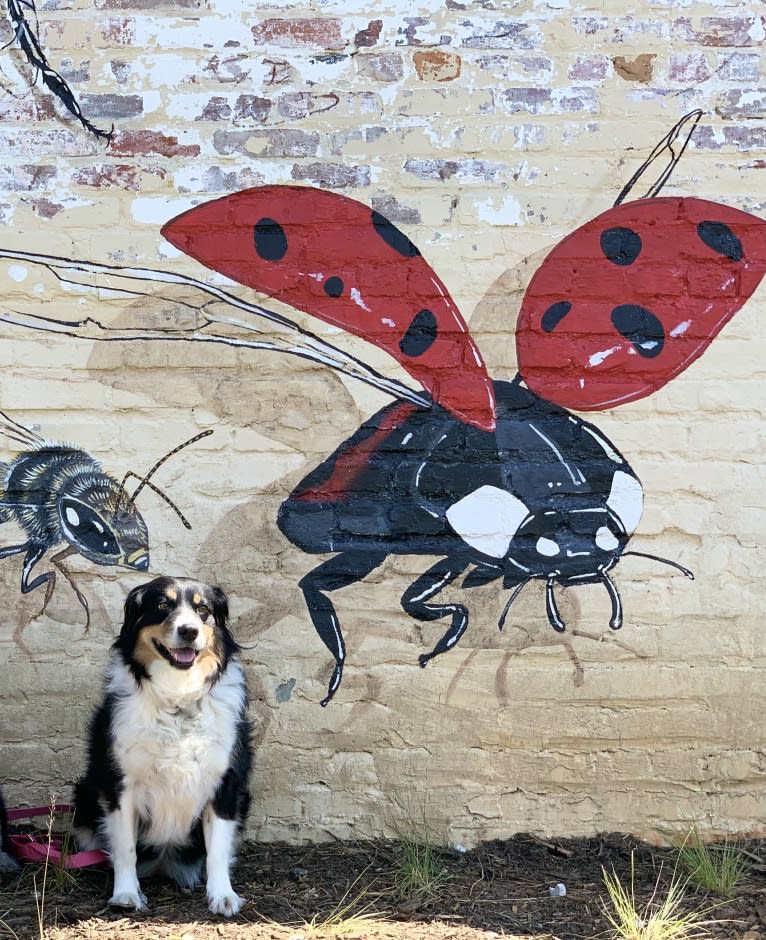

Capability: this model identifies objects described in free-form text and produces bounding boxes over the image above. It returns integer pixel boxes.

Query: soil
[1,832,764,940]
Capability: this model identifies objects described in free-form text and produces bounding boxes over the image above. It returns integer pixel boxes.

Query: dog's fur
[0,789,19,874]
[73,576,252,916]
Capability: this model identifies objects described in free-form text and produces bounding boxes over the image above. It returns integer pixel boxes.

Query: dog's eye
[197,605,210,622]
[157,599,172,614]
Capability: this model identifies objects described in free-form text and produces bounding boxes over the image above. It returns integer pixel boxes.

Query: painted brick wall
[0,0,764,847]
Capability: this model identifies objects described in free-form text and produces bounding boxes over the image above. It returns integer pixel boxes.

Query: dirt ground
[1,832,764,940]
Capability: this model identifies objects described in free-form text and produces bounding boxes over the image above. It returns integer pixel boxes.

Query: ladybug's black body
[278,378,644,704]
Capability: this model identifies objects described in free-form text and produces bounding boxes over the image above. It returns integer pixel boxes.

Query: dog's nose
[177,625,199,642]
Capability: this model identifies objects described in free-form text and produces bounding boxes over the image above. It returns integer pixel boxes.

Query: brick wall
[0,0,764,846]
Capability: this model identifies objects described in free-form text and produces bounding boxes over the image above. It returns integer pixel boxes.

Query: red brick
[252,18,345,50]
[354,19,382,48]
[109,130,200,158]
[668,52,711,83]
[71,163,142,190]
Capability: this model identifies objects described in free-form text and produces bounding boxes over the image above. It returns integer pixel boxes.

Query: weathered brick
[460,20,540,50]
[715,89,766,121]
[71,163,142,190]
[355,52,403,82]
[413,50,461,82]
[109,130,200,157]
[674,16,766,47]
[290,162,370,188]
[79,93,143,119]
[354,19,382,48]
[213,129,320,158]
[195,96,232,121]
[668,52,711,84]
[403,158,503,183]
[251,17,346,50]
[717,53,761,82]
[567,55,610,82]
[233,95,271,124]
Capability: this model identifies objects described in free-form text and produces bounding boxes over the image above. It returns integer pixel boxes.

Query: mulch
[1,832,764,939]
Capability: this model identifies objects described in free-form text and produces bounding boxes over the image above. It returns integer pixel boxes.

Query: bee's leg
[400,557,470,668]
[298,550,387,706]
[50,545,90,631]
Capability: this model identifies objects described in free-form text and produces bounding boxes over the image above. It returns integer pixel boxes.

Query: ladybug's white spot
[536,537,560,557]
[596,526,619,552]
[607,470,643,534]
[670,320,691,337]
[382,318,396,328]
[446,484,528,559]
[65,506,80,527]
[350,287,371,312]
[589,345,621,367]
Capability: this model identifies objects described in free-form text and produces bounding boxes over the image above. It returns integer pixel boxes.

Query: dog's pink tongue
[172,648,196,665]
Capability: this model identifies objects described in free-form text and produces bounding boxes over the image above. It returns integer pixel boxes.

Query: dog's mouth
[153,639,198,669]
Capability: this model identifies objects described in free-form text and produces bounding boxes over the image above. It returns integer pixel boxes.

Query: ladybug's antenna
[116,430,214,528]
[498,578,531,630]
[622,550,695,579]
[601,570,623,630]
[613,109,703,207]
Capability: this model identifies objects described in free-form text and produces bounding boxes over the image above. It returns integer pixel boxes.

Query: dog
[0,789,19,874]
[73,576,252,916]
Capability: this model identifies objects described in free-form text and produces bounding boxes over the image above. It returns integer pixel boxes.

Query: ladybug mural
[157,112,766,705]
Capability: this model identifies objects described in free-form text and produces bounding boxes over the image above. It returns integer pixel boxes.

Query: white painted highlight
[446,484,529,558]
[607,471,643,535]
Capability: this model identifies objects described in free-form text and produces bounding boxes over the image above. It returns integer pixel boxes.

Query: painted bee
[0,411,211,629]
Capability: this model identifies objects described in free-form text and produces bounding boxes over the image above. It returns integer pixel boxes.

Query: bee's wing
[162,186,496,431]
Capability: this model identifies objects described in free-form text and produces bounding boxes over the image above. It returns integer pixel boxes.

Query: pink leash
[7,803,109,869]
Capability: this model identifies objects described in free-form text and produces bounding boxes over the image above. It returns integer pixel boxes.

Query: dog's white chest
[111,685,240,846]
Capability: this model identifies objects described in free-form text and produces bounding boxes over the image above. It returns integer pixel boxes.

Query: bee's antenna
[498,578,531,631]
[0,409,44,448]
[613,109,703,207]
[545,575,566,633]
[601,570,623,630]
[116,430,213,527]
[622,550,695,580]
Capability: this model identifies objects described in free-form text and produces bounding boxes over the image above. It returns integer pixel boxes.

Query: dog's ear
[122,583,148,632]
[210,585,229,629]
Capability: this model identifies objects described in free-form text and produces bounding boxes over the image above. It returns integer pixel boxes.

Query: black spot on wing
[541,300,572,332]
[697,220,743,262]
[253,218,288,261]
[600,227,642,266]
[324,276,344,297]
[399,309,438,357]
[611,304,665,358]
[371,210,420,257]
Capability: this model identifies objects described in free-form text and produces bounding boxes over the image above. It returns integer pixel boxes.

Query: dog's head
[115,576,236,685]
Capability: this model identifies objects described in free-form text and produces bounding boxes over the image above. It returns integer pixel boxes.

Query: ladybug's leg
[400,557,470,668]
[298,550,387,706]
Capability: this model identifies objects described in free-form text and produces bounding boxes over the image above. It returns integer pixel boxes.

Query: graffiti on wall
[0,412,211,637]
[1,113,765,701]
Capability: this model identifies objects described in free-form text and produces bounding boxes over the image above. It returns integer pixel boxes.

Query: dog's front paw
[109,889,148,911]
[208,891,246,917]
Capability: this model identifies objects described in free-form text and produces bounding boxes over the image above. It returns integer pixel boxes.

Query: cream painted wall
[0,0,764,845]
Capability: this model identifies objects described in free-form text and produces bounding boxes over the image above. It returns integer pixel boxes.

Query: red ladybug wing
[161,186,496,431]
[516,196,766,410]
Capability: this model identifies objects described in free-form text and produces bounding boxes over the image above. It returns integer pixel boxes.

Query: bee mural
[0,411,211,629]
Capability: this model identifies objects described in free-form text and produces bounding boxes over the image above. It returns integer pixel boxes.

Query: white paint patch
[350,287,371,311]
[382,318,396,328]
[131,197,200,226]
[536,537,560,557]
[8,265,27,282]
[607,471,643,534]
[588,345,620,366]
[595,526,619,552]
[446,484,528,559]
[670,320,691,337]
[475,194,524,226]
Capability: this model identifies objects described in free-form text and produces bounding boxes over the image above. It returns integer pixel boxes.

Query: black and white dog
[73,576,252,916]
[0,789,19,874]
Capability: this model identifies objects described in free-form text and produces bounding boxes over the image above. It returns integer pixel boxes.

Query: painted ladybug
[162,114,766,704]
